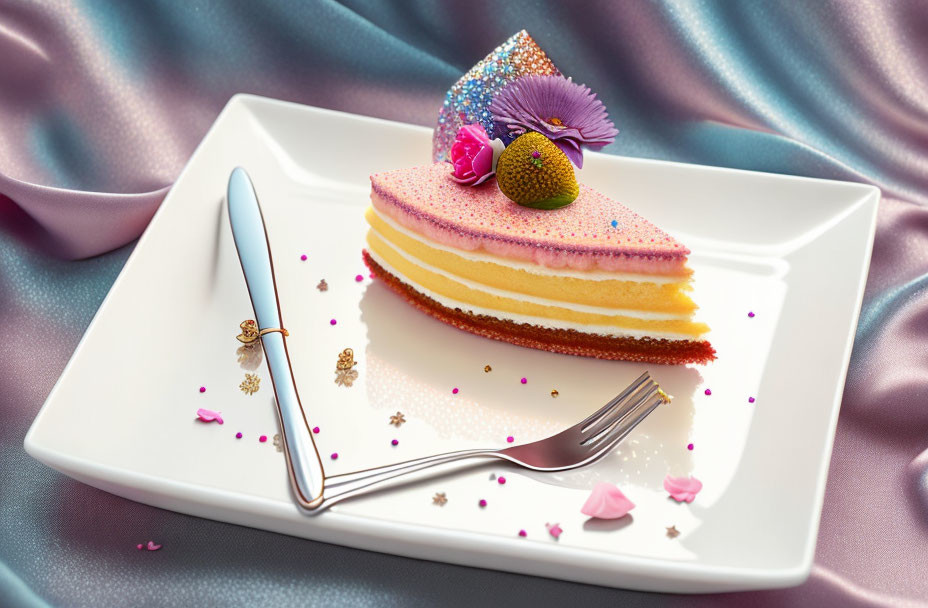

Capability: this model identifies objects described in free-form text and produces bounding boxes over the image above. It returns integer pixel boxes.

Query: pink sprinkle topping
[331,452,338,460]
[704,388,712,396]
[531,150,541,159]
[546,523,563,539]
[199,386,206,393]
[748,311,755,318]
[479,499,487,507]
[520,377,527,384]
[196,408,223,424]
[391,439,399,446]
[506,436,514,443]
[355,274,363,282]
[259,435,267,443]
[235,432,242,439]
[498,476,506,485]
[452,387,459,394]
[329,319,337,326]
[687,443,694,451]
[313,426,320,434]
[146,541,162,551]
[300,254,307,261]
[136,544,143,550]
[748,397,756,403]
[518,529,527,537]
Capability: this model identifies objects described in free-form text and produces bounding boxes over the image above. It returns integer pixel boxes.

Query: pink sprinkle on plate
[506,436,514,443]
[704,388,712,396]
[687,443,694,451]
[329,319,337,326]
[546,523,563,539]
[664,475,703,503]
[749,397,756,403]
[391,439,399,446]
[300,254,307,261]
[195,408,223,424]
[235,432,242,439]
[355,274,363,282]
[331,452,338,460]
[478,499,487,508]
[312,426,320,434]
[497,476,506,485]
[198,386,206,393]
[259,435,267,443]
[452,387,459,394]
[580,483,635,519]
[520,377,527,384]
[518,530,527,537]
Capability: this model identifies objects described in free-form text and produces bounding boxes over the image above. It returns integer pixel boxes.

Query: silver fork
[311,371,669,511]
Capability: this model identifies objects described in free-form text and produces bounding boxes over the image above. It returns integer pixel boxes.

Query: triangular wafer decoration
[433,30,559,162]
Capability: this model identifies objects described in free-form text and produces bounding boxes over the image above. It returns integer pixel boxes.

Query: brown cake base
[363,250,716,365]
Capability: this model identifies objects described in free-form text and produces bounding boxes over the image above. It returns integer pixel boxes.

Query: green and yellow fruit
[495,132,579,209]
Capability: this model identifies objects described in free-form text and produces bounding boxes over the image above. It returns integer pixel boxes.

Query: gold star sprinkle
[484,365,492,373]
[316,279,328,292]
[666,525,680,539]
[389,411,406,427]
[273,434,283,452]
[239,373,260,395]
[551,389,559,398]
[432,492,448,506]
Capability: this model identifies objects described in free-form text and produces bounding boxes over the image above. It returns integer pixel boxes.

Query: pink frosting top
[581,482,635,519]
[663,474,702,503]
[370,163,689,274]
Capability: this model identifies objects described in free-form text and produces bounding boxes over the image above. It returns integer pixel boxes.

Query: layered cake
[362,31,714,364]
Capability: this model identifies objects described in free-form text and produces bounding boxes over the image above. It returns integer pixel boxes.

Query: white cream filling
[369,227,691,321]
[369,206,681,285]
[366,248,699,342]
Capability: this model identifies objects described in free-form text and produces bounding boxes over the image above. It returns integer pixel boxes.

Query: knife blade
[227,167,325,509]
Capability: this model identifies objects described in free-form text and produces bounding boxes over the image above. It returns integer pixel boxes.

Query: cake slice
[362,163,715,365]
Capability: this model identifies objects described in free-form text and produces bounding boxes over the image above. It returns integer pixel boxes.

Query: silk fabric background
[1,1,927,606]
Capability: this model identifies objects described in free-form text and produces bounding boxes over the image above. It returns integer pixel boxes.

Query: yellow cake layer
[366,231,710,337]
[364,207,697,314]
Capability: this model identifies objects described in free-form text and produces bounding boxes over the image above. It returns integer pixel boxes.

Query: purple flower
[490,75,618,168]
[449,124,495,186]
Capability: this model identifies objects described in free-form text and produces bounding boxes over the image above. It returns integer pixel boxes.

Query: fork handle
[308,448,497,510]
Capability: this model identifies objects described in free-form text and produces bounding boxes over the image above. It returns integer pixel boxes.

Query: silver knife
[227,167,325,509]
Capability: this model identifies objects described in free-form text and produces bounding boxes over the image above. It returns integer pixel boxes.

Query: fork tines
[580,372,669,450]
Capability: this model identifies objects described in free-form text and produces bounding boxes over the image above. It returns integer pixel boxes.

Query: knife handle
[227,168,326,509]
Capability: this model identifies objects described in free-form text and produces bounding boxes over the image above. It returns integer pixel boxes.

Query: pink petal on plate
[546,522,563,539]
[196,408,223,424]
[663,474,703,503]
[580,482,635,519]
[146,541,162,551]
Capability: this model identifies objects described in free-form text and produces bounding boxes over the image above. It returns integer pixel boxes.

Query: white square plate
[25,95,879,593]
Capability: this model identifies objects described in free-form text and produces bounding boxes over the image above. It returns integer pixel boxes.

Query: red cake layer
[363,250,716,365]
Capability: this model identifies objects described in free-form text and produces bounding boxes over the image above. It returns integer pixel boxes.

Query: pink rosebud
[663,475,703,503]
[449,124,495,186]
